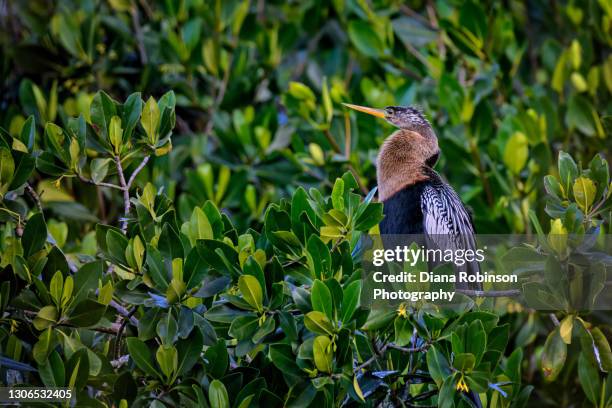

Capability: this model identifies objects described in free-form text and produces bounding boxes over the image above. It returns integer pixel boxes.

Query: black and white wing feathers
[420,174,480,289]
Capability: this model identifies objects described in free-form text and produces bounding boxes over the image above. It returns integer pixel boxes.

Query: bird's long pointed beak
[342,103,386,118]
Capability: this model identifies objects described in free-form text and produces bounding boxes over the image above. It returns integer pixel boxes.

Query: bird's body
[343,103,481,290]
[343,102,483,408]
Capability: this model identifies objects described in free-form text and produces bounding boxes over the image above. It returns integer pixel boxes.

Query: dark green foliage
[0,0,611,407]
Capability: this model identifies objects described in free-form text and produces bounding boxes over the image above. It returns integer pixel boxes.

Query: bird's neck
[376,129,439,201]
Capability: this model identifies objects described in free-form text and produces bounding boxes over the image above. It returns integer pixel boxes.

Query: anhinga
[343,103,481,289]
[344,103,483,406]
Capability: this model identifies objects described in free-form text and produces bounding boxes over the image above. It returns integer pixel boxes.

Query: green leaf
[306,235,332,280]
[394,317,413,347]
[541,328,567,381]
[304,311,335,335]
[269,344,303,379]
[38,351,65,387]
[331,178,344,211]
[566,94,605,137]
[175,329,203,376]
[122,92,142,140]
[578,352,601,404]
[204,340,228,378]
[572,177,596,212]
[49,270,63,306]
[238,274,263,312]
[0,147,14,194]
[311,279,333,320]
[452,353,476,372]
[146,245,170,291]
[322,77,333,123]
[252,315,275,343]
[465,320,487,365]
[33,305,58,331]
[558,151,579,194]
[288,82,315,101]
[354,202,384,231]
[348,20,384,58]
[181,206,213,246]
[19,115,35,151]
[313,335,333,373]
[90,91,117,139]
[591,327,612,371]
[504,131,529,174]
[66,348,89,391]
[33,328,56,364]
[341,280,361,324]
[22,212,47,257]
[559,315,574,345]
[72,261,103,304]
[228,315,259,340]
[126,337,161,379]
[426,345,451,387]
[156,345,178,382]
[141,96,160,145]
[156,312,178,345]
[208,379,230,408]
[67,299,106,327]
[109,115,123,154]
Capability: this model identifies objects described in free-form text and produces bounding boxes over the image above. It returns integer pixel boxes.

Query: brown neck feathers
[376,129,439,201]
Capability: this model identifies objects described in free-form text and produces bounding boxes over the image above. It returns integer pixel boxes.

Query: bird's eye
[385,107,394,115]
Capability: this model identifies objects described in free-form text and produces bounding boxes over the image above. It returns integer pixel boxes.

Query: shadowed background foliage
[0,0,611,407]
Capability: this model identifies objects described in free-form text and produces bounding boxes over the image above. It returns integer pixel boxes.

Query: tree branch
[127,155,150,190]
[114,156,131,234]
[109,299,139,326]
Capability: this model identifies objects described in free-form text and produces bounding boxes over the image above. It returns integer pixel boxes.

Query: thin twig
[354,341,430,373]
[114,156,131,234]
[344,113,351,158]
[467,138,494,206]
[25,183,42,213]
[386,342,430,353]
[109,299,139,326]
[78,174,123,190]
[549,313,560,326]
[127,155,150,189]
[110,354,130,369]
[399,4,434,28]
[354,354,378,373]
[456,288,521,297]
[130,4,148,64]
[323,129,368,195]
[114,306,137,359]
[323,129,342,153]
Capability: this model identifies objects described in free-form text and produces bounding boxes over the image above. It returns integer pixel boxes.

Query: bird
[342,103,481,291]
[343,102,483,407]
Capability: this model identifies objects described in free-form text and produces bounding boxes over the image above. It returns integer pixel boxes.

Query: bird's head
[342,103,431,132]
[343,103,440,200]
